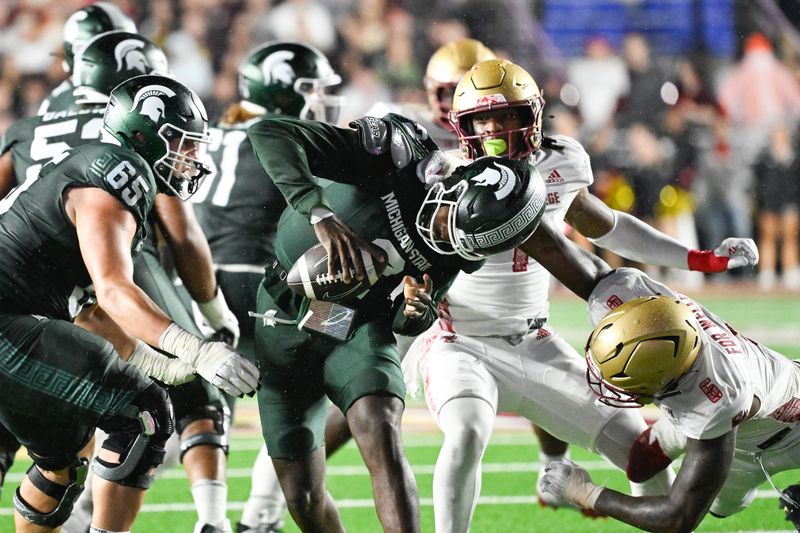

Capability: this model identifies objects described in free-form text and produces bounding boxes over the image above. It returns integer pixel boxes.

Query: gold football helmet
[450,59,544,159]
[585,296,702,407]
[424,39,496,130]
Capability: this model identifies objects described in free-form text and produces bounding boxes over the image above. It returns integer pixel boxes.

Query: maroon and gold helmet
[450,59,544,160]
[424,39,496,130]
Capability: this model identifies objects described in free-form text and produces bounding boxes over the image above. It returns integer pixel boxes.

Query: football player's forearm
[521,218,611,301]
[74,304,137,359]
[94,282,174,347]
[593,490,703,533]
[589,210,691,269]
[169,235,216,303]
[391,297,436,336]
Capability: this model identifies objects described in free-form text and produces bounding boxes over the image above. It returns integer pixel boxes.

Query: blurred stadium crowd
[1,0,800,290]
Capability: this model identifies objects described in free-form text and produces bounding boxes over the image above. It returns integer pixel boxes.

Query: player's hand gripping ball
[286,243,388,301]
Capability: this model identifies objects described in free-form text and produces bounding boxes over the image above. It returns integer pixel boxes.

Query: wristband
[687,249,729,273]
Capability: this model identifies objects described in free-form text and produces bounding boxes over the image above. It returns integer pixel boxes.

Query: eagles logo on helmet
[416,156,547,260]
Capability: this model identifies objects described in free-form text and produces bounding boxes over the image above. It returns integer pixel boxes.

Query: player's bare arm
[519,216,611,300]
[0,151,14,199]
[566,187,759,272]
[155,193,216,302]
[68,186,174,346]
[594,432,736,532]
[313,214,386,283]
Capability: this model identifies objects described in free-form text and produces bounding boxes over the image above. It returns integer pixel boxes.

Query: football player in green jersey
[245,112,613,531]
[0,31,244,533]
[191,40,343,533]
[38,2,137,115]
[0,73,258,533]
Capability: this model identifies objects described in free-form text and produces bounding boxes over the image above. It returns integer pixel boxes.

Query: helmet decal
[469,162,516,200]
[114,39,147,73]
[130,85,176,122]
[262,50,296,85]
[475,94,507,106]
[466,176,545,250]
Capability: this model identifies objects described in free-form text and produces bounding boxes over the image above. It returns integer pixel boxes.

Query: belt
[757,426,793,450]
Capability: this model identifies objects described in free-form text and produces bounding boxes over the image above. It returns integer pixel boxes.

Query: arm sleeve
[588,210,691,269]
[247,117,395,218]
[391,271,457,336]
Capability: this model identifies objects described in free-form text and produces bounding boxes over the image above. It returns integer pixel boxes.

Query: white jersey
[445,136,593,336]
[365,102,459,152]
[589,268,800,448]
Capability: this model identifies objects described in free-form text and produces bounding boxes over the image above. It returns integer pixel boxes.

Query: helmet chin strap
[755,450,800,507]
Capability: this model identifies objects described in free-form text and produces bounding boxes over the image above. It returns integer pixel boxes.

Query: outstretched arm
[519,216,611,301]
[566,188,758,272]
[541,431,735,533]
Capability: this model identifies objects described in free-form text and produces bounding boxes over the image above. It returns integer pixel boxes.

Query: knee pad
[178,403,231,462]
[626,426,674,483]
[13,457,88,528]
[94,383,175,489]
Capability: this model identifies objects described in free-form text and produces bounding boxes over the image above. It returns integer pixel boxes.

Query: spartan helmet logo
[114,39,147,73]
[262,50,296,85]
[470,162,517,200]
[130,85,177,122]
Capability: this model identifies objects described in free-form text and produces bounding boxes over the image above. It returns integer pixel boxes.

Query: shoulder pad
[350,113,439,169]
[84,145,156,216]
[350,115,390,156]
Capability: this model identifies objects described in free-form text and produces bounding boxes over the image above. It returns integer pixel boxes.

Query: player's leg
[238,444,285,533]
[0,315,165,532]
[419,333,500,533]
[255,275,344,531]
[134,250,233,532]
[325,321,419,532]
[485,331,673,500]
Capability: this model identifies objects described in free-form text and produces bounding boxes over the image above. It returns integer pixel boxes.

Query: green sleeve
[391,270,459,337]
[247,117,394,218]
[0,121,20,156]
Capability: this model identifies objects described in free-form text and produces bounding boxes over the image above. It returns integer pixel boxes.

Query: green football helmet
[62,2,137,73]
[103,74,211,200]
[238,41,342,122]
[72,31,168,106]
[416,156,547,260]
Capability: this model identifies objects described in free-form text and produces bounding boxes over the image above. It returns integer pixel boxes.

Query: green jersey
[248,116,484,336]
[0,142,156,320]
[0,106,105,186]
[192,118,285,266]
[37,79,80,115]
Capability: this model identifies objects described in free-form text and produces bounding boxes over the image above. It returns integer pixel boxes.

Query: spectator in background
[718,32,800,164]
[567,36,629,135]
[753,121,800,290]
[266,0,336,54]
[163,5,215,99]
[616,33,666,132]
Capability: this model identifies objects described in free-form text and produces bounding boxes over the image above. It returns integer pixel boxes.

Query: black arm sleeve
[391,271,457,336]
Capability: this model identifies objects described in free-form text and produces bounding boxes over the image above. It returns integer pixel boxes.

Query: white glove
[539,460,604,510]
[415,150,463,188]
[127,340,196,385]
[714,237,759,269]
[198,288,240,348]
[159,323,259,397]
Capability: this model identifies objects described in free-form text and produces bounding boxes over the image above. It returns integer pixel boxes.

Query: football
[286,243,387,301]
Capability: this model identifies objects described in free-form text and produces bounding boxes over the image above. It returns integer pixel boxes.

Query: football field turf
[1,289,798,532]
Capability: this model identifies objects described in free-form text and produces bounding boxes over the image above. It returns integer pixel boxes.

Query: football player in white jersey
[413,58,759,533]
[540,267,800,531]
[367,38,496,152]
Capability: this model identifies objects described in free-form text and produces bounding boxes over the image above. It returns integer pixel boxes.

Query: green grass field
[1,291,798,532]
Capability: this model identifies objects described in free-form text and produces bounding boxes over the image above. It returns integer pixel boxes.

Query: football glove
[159,323,259,397]
[197,288,240,348]
[415,150,463,189]
[127,340,196,385]
[539,460,604,510]
[688,238,759,272]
